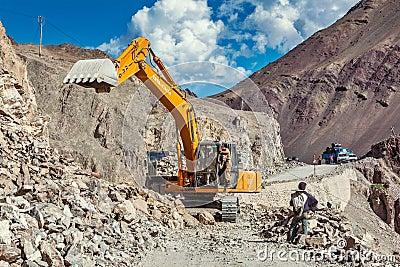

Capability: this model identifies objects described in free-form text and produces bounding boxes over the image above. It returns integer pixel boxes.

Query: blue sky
[0,0,358,97]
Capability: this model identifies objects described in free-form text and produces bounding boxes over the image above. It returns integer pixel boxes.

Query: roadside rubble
[0,55,190,266]
[253,205,399,265]
[148,151,180,177]
[258,207,353,247]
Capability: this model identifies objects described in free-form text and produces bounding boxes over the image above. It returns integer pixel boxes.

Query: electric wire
[0,7,84,46]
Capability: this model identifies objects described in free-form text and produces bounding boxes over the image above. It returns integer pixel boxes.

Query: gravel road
[138,164,342,267]
[267,164,338,184]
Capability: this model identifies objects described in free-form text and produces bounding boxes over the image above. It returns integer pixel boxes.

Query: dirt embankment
[14,42,140,184]
[356,136,400,234]
[242,162,400,259]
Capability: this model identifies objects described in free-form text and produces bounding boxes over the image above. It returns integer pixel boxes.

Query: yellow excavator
[63,37,261,221]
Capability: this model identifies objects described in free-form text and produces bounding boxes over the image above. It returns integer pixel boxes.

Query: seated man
[288,181,318,242]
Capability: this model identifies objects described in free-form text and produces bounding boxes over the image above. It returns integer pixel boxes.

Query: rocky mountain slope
[213,0,400,162]
[13,42,139,183]
[0,21,199,266]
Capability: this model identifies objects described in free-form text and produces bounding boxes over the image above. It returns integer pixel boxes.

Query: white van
[348,153,358,162]
[337,153,349,163]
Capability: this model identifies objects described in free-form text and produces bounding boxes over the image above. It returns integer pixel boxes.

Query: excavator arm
[63,37,199,186]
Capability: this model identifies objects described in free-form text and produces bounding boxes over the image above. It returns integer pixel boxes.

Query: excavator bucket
[63,58,119,93]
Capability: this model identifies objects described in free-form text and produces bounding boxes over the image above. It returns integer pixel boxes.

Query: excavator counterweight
[63,58,118,93]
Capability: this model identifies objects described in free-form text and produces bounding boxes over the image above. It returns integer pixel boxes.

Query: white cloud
[97,0,359,96]
[97,0,245,93]
[167,61,251,97]
[99,0,224,66]
[294,0,358,36]
[97,37,124,56]
[246,3,303,53]
[217,0,358,54]
[228,12,238,23]
[252,33,268,54]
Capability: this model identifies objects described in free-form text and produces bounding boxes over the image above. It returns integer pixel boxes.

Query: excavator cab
[194,141,239,188]
[146,142,240,190]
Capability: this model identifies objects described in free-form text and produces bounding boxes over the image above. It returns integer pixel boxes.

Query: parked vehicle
[348,153,358,162]
[337,152,349,163]
[286,156,300,162]
[321,142,356,164]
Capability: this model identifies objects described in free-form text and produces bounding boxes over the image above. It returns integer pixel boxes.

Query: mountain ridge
[213,0,400,162]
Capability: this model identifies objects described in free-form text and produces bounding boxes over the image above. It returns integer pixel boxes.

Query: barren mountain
[13,42,139,183]
[213,0,400,162]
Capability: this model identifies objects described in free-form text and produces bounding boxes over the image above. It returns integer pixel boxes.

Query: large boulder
[198,211,215,225]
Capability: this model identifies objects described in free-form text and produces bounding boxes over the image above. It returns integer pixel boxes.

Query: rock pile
[0,104,188,266]
[254,206,398,265]
[148,151,180,177]
[0,31,189,266]
[258,207,353,248]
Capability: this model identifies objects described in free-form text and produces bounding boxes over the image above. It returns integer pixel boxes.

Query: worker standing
[218,144,231,187]
[287,182,318,243]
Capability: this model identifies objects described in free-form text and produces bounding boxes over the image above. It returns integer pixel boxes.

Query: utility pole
[38,16,44,57]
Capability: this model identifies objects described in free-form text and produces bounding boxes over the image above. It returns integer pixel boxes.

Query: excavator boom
[63,37,199,185]
[63,35,261,221]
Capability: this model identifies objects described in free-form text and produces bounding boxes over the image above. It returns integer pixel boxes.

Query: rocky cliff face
[213,0,400,162]
[356,136,400,234]
[14,42,141,183]
[0,23,36,119]
[0,21,195,266]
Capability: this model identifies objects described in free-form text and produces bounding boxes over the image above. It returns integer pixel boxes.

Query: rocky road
[139,163,400,267]
[139,217,313,267]
[266,164,338,184]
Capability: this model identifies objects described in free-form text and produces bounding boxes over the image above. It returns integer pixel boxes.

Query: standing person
[218,144,231,187]
[287,181,318,243]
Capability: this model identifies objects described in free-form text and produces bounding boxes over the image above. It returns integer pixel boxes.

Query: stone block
[198,211,215,225]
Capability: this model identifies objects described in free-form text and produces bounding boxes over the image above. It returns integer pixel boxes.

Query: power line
[0,7,84,46]
[46,20,84,46]
[0,7,35,19]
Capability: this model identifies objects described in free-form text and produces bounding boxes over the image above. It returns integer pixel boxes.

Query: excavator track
[221,196,239,222]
